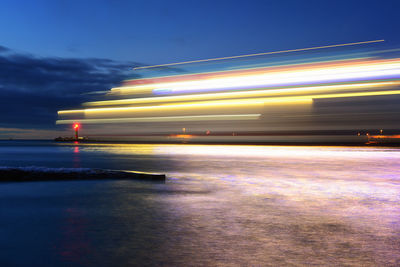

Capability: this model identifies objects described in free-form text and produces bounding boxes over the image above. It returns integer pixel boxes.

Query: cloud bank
[0,46,138,136]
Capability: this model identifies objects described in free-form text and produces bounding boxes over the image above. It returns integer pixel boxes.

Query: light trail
[84,81,399,107]
[58,89,400,117]
[57,40,400,141]
[58,97,309,116]
[111,59,400,96]
[56,114,261,124]
[123,57,372,86]
[312,90,400,100]
[117,58,377,94]
[133,40,384,70]
[152,60,400,94]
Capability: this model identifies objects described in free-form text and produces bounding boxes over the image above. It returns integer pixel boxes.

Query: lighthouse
[73,123,80,140]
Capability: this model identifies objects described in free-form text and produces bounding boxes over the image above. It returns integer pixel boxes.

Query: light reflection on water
[0,141,400,266]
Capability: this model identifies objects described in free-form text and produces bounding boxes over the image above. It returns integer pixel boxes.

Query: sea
[0,140,399,266]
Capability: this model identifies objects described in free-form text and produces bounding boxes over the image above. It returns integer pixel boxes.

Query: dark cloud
[0,47,140,130]
[0,45,10,53]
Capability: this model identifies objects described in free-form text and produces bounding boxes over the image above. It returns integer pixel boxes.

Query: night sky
[1,0,400,138]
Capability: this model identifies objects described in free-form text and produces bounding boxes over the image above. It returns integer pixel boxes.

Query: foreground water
[0,141,399,266]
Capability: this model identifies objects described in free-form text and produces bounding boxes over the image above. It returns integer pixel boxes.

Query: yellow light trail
[58,98,276,115]
[312,90,400,100]
[58,89,400,116]
[133,40,384,70]
[84,81,399,107]
[110,85,155,95]
[56,114,261,124]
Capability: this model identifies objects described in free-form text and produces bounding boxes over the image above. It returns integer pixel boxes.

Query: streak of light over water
[0,141,400,266]
[56,41,400,143]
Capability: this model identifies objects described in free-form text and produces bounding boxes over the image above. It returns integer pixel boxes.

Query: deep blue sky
[1,0,400,138]
[2,0,400,63]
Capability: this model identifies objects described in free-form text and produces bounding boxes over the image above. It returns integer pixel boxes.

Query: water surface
[0,141,399,266]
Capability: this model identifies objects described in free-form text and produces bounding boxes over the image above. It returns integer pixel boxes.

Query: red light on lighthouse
[73,123,80,140]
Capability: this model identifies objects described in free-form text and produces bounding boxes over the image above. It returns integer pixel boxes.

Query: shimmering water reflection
[0,142,399,266]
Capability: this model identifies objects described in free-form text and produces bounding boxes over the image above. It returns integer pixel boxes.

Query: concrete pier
[0,167,166,182]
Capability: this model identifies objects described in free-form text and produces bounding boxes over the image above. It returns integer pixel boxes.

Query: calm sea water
[0,140,400,266]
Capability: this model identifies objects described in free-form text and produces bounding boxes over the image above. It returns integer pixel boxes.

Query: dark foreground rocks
[0,167,165,182]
